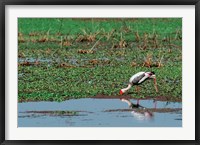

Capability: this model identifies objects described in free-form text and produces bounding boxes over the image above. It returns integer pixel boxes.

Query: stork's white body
[129,71,147,85]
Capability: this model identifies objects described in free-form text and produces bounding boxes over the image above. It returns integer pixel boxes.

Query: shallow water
[18,57,123,67]
[18,98,182,127]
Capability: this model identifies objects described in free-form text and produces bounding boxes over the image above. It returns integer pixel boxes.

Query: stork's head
[119,89,124,95]
[119,84,132,95]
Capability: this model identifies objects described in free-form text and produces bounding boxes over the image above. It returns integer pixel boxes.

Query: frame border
[1,0,199,145]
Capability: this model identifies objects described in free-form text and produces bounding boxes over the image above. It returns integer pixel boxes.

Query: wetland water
[18,98,182,127]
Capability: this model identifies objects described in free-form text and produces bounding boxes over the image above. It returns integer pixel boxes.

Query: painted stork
[119,71,158,95]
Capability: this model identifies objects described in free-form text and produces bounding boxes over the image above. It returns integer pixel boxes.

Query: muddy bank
[18,94,182,103]
[92,94,182,102]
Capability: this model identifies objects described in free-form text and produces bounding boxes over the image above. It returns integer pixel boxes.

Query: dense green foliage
[18,18,182,102]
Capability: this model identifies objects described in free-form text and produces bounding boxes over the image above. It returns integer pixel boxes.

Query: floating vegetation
[22,110,80,116]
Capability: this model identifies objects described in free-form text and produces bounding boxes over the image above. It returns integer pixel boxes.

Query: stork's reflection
[120,98,154,120]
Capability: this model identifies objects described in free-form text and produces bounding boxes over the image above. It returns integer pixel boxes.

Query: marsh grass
[18,18,182,102]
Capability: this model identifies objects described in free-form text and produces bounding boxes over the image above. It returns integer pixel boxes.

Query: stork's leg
[137,99,140,105]
[153,100,157,109]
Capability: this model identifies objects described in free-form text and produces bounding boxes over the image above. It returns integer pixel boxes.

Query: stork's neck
[121,84,132,93]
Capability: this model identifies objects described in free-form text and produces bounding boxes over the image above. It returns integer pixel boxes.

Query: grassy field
[18,18,182,102]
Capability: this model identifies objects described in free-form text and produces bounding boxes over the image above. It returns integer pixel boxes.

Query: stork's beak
[119,90,123,95]
[153,78,158,92]
[149,75,158,92]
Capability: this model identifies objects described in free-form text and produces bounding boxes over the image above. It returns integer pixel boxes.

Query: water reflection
[131,110,153,121]
[120,98,154,120]
[18,98,182,127]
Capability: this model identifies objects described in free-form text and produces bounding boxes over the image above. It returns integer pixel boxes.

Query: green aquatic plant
[18,18,182,102]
